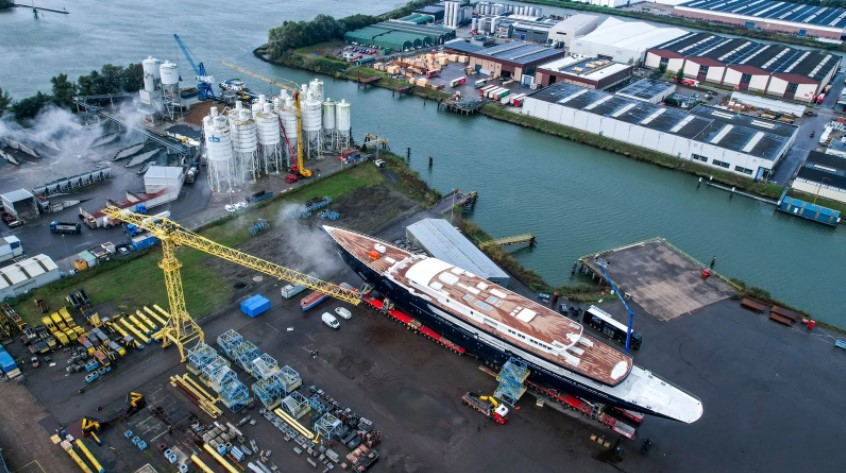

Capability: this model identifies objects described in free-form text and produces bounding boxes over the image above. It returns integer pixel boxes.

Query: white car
[224,204,237,213]
[235,201,248,210]
[334,307,352,320]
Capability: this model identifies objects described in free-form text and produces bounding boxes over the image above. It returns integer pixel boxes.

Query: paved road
[771,71,846,184]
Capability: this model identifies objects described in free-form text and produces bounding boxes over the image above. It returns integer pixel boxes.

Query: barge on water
[324,226,703,424]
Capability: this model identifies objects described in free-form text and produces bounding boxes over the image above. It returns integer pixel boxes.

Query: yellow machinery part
[273,408,315,440]
[89,432,101,445]
[136,309,158,331]
[74,439,104,473]
[61,442,93,473]
[144,306,168,327]
[81,417,100,434]
[128,314,151,335]
[181,373,218,402]
[190,454,216,473]
[202,444,240,473]
[119,317,151,344]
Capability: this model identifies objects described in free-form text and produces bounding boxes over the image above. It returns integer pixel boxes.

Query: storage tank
[279,99,298,166]
[309,79,324,102]
[159,61,179,86]
[302,97,322,133]
[322,100,336,132]
[255,103,282,174]
[204,108,237,192]
[335,100,351,149]
[142,56,161,91]
[229,102,258,181]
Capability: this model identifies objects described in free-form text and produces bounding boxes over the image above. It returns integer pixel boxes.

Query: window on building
[741,73,752,83]
[734,166,753,175]
[692,154,708,162]
[712,159,730,169]
[786,83,798,93]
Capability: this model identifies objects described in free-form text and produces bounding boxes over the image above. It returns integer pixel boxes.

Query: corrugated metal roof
[0,188,35,203]
[578,18,688,51]
[407,219,509,283]
[679,0,846,29]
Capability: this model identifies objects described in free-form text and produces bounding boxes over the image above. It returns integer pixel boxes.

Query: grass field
[12,164,386,327]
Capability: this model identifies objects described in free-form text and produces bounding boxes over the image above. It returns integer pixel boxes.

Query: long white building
[569,18,689,65]
[522,82,797,180]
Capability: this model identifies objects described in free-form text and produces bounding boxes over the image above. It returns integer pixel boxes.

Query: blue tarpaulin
[240,294,271,318]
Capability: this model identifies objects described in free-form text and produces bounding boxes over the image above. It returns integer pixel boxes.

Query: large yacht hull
[335,244,670,420]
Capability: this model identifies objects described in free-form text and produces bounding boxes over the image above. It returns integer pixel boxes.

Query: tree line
[0,63,143,121]
[267,0,436,59]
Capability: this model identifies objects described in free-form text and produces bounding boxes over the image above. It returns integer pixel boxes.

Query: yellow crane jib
[101,206,359,359]
[219,61,312,178]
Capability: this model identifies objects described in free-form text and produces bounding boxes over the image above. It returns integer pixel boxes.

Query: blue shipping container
[131,235,158,251]
[240,294,271,318]
[0,351,17,373]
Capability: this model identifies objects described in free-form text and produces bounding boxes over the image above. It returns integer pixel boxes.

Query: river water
[1,1,845,326]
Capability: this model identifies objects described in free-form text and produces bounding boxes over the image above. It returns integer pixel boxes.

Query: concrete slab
[582,239,737,321]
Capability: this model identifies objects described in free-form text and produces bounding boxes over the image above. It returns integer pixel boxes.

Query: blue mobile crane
[173,34,215,101]
[596,260,637,354]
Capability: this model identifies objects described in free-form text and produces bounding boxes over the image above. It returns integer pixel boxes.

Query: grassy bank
[10,163,387,327]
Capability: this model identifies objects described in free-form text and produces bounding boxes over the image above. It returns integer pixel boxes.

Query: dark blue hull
[336,246,666,419]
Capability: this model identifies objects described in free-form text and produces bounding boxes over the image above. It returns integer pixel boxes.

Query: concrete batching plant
[204,107,239,192]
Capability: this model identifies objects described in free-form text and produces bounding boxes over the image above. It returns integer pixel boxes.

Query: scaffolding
[281,391,311,419]
[219,379,252,412]
[275,365,302,394]
[251,353,280,379]
[186,343,218,375]
[203,362,237,392]
[494,357,530,406]
[233,340,260,372]
[315,413,342,440]
[217,329,243,359]
[308,393,326,414]
[252,377,284,409]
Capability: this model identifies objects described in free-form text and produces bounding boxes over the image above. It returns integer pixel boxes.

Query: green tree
[676,69,685,83]
[0,87,11,118]
[51,73,77,107]
[76,71,101,96]
[11,92,54,121]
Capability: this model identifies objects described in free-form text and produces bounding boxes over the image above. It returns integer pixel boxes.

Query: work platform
[577,238,738,321]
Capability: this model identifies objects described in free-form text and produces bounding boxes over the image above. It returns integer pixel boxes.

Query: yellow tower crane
[219,61,312,178]
[101,206,359,360]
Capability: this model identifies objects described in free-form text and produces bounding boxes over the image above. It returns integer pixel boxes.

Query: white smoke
[0,101,147,187]
[275,203,343,278]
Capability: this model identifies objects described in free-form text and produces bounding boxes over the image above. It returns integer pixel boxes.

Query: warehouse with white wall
[569,18,688,65]
[522,82,797,180]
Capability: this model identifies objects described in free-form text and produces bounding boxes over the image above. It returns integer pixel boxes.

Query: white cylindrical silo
[159,61,179,86]
[255,103,282,174]
[229,106,258,181]
[309,79,324,102]
[335,99,351,150]
[205,114,237,192]
[302,97,322,133]
[321,100,336,132]
[142,57,161,91]
[279,100,298,167]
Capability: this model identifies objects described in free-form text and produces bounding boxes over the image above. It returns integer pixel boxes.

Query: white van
[334,307,352,320]
[321,312,340,329]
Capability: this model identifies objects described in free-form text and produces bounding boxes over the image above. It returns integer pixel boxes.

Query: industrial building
[645,32,839,102]
[443,1,473,29]
[522,82,798,179]
[792,151,846,204]
[569,18,688,65]
[0,254,60,302]
[547,14,600,49]
[1,189,38,220]
[405,219,510,287]
[616,79,677,104]
[466,42,568,84]
[412,3,445,21]
[674,0,846,41]
[509,19,561,44]
[535,56,632,89]
[144,166,185,202]
[0,236,22,265]
[571,0,645,7]
[474,1,542,17]
[344,21,455,50]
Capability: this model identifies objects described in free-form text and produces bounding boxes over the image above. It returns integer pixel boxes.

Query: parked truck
[461,392,509,424]
[185,163,200,184]
[50,221,82,235]
[280,272,319,299]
